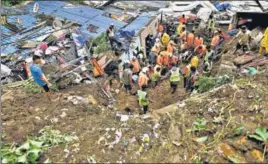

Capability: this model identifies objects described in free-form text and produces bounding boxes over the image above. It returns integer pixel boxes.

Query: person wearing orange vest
[156,53,164,66]
[194,35,204,48]
[178,14,187,24]
[160,47,170,67]
[167,40,175,54]
[187,30,195,48]
[130,56,141,75]
[138,68,149,89]
[211,31,220,49]
[194,45,206,57]
[168,55,179,68]
[158,24,164,32]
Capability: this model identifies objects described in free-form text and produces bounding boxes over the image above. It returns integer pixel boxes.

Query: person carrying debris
[229,25,251,53]
[194,35,204,48]
[137,84,150,114]
[259,27,268,56]
[130,56,141,75]
[106,23,121,50]
[30,55,55,101]
[122,64,133,94]
[138,68,149,89]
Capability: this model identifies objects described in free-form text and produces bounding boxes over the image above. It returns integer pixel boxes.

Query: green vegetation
[196,74,233,93]
[92,33,111,54]
[193,118,207,131]
[2,0,23,6]
[249,127,268,161]
[24,79,58,93]
[1,126,76,163]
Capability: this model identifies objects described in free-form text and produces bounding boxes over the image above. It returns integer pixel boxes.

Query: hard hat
[241,25,247,29]
[110,23,114,26]
[155,38,160,43]
[132,56,137,60]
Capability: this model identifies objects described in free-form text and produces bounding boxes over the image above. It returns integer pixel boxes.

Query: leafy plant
[196,74,233,93]
[92,33,111,54]
[1,126,76,163]
[234,126,244,136]
[249,127,268,161]
[24,79,58,93]
[193,118,207,131]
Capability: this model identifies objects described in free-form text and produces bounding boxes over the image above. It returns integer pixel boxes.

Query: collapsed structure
[1,1,268,162]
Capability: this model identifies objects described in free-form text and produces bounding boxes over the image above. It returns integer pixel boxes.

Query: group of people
[115,14,230,114]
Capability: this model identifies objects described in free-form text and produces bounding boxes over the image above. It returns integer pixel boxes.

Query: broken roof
[24,1,127,37]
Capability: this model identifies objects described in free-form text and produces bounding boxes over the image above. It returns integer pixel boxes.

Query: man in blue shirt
[30,55,53,101]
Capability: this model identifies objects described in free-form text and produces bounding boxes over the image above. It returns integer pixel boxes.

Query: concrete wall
[138,14,161,58]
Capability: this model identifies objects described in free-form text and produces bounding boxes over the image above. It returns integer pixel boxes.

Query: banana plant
[249,127,268,161]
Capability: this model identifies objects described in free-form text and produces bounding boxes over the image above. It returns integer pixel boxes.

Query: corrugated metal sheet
[122,12,156,35]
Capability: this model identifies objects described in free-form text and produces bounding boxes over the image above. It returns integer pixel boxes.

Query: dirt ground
[2,69,268,163]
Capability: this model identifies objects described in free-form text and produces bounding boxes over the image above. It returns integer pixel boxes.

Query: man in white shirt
[229,26,251,53]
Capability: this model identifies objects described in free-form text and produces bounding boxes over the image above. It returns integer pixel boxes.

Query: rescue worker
[130,56,141,75]
[259,27,268,56]
[186,66,199,93]
[161,32,170,47]
[106,24,121,50]
[180,27,187,44]
[156,53,164,66]
[182,60,191,89]
[204,45,214,63]
[190,54,199,69]
[137,84,150,114]
[187,30,195,49]
[138,67,149,89]
[194,35,204,48]
[168,54,179,68]
[229,25,251,53]
[207,15,216,30]
[194,45,206,58]
[203,56,213,77]
[178,14,187,24]
[160,47,170,67]
[151,66,161,88]
[177,22,186,36]
[149,47,158,65]
[211,31,220,49]
[122,64,133,94]
[167,40,175,54]
[153,38,162,53]
[169,63,181,94]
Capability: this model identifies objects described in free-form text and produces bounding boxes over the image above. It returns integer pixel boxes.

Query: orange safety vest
[161,51,170,66]
[168,55,178,67]
[187,33,195,47]
[130,60,140,73]
[195,45,206,56]
[156,55,163,65]
[178,16,187,24]
[138,73,149,88]
[194,37,203,48]
[211,35,220,48]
